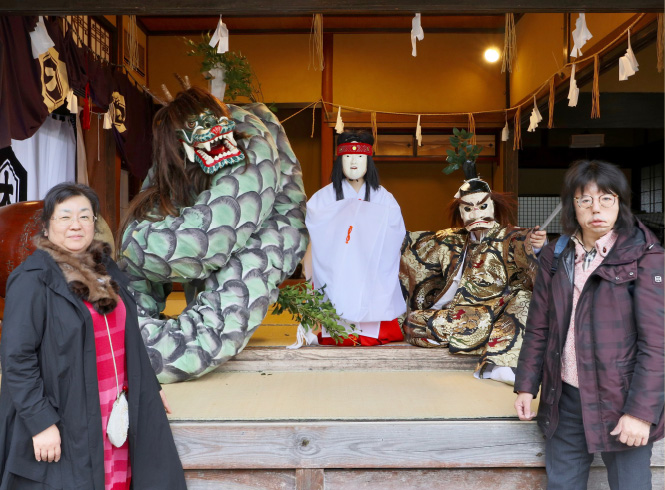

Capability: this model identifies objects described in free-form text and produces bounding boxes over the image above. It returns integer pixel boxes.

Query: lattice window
[640,163,663,214]
[61,16,110,62]
[64,15,88,48]
[89,18,111,62]
[518,196,563,235]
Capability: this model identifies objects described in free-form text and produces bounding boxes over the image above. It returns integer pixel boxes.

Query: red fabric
[84,300,131,490]
[336,142,372,156]
[317,319,403,346]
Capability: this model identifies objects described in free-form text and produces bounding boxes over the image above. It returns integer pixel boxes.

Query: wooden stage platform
[160,296,664,489]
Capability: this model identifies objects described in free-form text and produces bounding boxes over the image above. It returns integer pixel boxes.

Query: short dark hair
[42,182,101,231]
[331,130,380,201]
[560,160,634,235]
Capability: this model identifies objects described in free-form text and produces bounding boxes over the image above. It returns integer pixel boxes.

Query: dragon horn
[174,73,191,90]
[161,84,174,103]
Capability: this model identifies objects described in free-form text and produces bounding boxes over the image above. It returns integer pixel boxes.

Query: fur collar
[36,237,119,315]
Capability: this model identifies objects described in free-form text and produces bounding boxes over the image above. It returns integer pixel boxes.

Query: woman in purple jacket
[514,160,664,490]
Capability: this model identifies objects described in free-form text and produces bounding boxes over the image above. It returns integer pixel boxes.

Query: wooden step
[218,344,478,372]
[172,419,664,489]
[162,369,664,489]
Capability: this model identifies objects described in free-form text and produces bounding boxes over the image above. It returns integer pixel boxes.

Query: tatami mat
[162,370,535,422]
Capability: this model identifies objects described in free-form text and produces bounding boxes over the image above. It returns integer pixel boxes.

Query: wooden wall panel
[181,466,664,490]
[323,468,664,490]
[184,469,295,489]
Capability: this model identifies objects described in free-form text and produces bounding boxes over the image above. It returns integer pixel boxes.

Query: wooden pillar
[501,133,519,196]
[84,115,119,235]
[320,33,334,189]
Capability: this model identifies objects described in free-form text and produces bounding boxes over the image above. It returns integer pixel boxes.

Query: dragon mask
[177,109,245,174]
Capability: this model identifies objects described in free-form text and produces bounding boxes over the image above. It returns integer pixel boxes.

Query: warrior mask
[459,192,495,232]
[177,109,244,174]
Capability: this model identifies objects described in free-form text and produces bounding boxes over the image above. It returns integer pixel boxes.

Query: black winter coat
[515,221,664,453]
[0,249,187,489]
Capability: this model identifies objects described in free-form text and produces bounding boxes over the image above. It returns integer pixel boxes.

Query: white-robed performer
[297,131,406,346]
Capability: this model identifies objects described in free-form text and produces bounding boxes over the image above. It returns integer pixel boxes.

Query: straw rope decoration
[591,54,601,119]
[548,76,555,129]
[468,113,477,145]
[311,100,318,137]
[371,111,378,152]
[658,13,664,73]
[309,14,325,71]
[501,13,517,74]
[513,106,522,150]
[274,14,651,147]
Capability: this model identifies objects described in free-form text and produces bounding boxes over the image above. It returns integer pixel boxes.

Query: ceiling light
[484,48,500,63]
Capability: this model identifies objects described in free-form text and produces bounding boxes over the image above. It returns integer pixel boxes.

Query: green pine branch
[443,127,484,174]
[272,281,357,344]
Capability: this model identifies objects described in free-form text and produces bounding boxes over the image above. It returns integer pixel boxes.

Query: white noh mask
[342,152,368,181]
[459,192,495,232]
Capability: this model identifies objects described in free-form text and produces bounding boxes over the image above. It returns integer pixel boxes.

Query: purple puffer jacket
[515,220,664,453]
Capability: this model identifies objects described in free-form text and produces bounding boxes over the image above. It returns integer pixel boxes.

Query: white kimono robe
[306,180,406,338]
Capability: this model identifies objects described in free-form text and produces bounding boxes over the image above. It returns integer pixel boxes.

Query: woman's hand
[160,389,172,414]
[32,424,61,462]
[529,226,547,250]
[515,392,536,420]
[610,414,651,446]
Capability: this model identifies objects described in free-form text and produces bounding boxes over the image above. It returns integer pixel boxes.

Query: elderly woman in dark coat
[514,160,664,490]
[0,183,186,489]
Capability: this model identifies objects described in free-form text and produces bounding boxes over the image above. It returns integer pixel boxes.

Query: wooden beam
[170,420,665,469]
[141,15,505,36]
[4,1,663,15]
[325,112,506,129]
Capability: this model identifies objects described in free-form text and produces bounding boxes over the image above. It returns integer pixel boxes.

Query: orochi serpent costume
[400,222,537,371]
[120,91,308,383]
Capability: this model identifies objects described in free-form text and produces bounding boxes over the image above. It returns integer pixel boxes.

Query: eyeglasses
[50,215,97,225]
[574,194,617,209]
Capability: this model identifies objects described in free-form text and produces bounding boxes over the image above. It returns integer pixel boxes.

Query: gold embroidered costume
[400,221,538,372]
